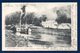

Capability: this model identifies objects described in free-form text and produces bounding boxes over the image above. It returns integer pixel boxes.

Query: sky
[2,3,72,20]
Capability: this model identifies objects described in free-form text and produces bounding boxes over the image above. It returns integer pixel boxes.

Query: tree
[25,13,34,24]
[40,15,47,22]
[32,18,42,26]
[5,12,20,25]
[32,15,47,26]
[56,9,71,29]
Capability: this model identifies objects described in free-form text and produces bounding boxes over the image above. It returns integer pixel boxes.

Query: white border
[2,2,77,51]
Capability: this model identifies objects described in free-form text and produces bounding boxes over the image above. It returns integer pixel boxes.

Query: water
[5,27,71,47]
[30,28,71,47]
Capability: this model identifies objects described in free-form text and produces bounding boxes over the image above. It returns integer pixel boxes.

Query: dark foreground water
[5,27,71,48]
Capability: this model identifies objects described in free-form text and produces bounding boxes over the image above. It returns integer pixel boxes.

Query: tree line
[5,12,47,26]
[5,6,71,27]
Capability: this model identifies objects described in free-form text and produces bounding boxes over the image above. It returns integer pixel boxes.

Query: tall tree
[55,9,71,29]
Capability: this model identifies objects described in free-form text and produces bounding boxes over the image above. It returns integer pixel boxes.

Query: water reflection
[5,27,71,47]
[15,28,71,47]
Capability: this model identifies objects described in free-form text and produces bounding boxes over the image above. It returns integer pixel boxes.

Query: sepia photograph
[2,3,77,51]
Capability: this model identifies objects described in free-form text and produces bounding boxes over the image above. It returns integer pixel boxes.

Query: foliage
[56,7,71,24]
[5,12,47,26]
[5,12,20,25]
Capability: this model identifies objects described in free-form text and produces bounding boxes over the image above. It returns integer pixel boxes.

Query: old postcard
[2,2,77,51]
